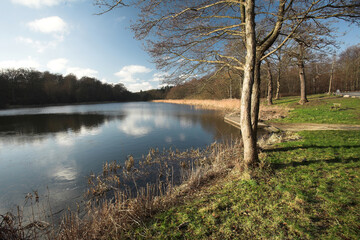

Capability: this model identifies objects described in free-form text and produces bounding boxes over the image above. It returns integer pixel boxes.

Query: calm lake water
[0,102,240,216]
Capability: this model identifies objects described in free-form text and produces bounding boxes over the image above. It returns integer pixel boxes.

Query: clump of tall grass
[57,139,244,239]
[0,191,53,240]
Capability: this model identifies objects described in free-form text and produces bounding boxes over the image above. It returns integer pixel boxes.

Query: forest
[0,69,171,108]
[1,43,358,109]
[166,44,360,101]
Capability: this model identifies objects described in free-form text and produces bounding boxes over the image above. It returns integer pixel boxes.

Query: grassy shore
[128,130,360,239]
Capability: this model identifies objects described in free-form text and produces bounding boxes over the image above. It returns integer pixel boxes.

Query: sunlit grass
[271,95,360,124]
[130,131,360,239]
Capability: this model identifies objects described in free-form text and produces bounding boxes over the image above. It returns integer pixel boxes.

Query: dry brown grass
[153,99,241,112]
[0,198,53,240]
[154,99,290,121]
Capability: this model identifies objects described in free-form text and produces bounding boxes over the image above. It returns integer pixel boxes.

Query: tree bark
[266,60,273,105]
[251,58,261,135]
[275,55,281,100]
[328,57,335,95]
[298,42,308,104]
[240,0,258,170]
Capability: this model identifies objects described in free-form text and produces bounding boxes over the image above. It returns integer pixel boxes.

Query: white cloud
[118,123,152,137]
[117,114,152,137]
[28,16,67,34]
[66,67,98,78]
[150,72,169,82]
[56,133,75,147]
[12,0,66,8]
[114,65,152,83]
[100,78,110,84]
[127,82,153,92]
[52,166,77,181]
[16,36,58,53]
[47,58,68,72]
[0,57,41,70]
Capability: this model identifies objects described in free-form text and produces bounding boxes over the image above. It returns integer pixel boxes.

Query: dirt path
[224,115,360,131]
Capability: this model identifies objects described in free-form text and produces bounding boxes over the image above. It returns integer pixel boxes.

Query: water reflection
[0,102,240,218]
[0,113,123,135]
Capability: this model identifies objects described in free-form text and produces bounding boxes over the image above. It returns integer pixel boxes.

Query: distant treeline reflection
[0,69,172,108]
[0,113,124,136]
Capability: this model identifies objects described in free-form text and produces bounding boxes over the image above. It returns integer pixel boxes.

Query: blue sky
[0,0,167,92]
[1,0,359,92]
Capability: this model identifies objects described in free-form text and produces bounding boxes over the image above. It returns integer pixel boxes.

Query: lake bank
[2,96,359,239]
[126,130,360,239]
[41,130,359,239]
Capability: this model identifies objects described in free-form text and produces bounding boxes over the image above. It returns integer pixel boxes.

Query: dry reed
[153,99,241,112]
[57,139,244,239]
[154,99,289,120]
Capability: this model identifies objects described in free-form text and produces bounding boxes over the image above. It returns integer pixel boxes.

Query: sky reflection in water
[0,102,240,215]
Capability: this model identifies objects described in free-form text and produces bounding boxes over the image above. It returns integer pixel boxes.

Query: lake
[0,102,240,218]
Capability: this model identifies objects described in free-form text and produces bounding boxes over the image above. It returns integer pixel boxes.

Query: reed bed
[0,193,54,240]
[56,139,244,239]
[153,99,241,112]
[154,99,289,120]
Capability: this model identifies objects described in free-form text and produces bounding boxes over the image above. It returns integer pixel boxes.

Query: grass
[270,94,360,124]
[129,131,360,239]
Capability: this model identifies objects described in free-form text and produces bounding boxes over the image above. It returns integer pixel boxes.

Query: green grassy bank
[129,130,360,239]
[270,94,360,124]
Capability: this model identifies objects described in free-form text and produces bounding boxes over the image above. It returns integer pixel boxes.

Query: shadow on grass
[271,157,360,170]
[264,145,360,153]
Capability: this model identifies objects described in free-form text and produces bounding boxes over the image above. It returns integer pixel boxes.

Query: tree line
[165,43,360,101]
[0,69,171,108]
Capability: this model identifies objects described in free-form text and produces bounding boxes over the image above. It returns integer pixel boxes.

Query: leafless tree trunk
[313,64,320,94]
[275,54,282,100]
[298,42,308,104]
[328,56,335,94]
[266,60,273,105]
[240,0,258,169]
[251,59,261,134]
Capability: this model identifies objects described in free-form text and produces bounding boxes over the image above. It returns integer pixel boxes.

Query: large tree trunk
[266,60,273,105]
[251,58,261,134]
[240,0,258,170]
[298,42,308,105]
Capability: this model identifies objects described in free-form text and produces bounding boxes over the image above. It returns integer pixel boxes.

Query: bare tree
[328,55,336,94]
[265,59,274,105]
[95,0,360,170]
